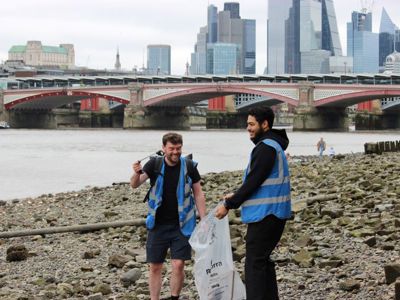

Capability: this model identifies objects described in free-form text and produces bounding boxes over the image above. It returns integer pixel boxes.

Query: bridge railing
[2,73,400,90]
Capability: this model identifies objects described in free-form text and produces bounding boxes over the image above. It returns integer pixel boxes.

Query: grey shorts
[146,224,192,263]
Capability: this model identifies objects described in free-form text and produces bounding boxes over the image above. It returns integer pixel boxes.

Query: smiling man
[131,132,206,300]
[215,106,292,300]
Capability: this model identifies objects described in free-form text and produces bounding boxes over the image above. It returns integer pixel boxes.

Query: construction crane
[360,0,374,14]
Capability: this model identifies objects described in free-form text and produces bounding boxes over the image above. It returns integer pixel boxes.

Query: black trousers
[245,214,286,300]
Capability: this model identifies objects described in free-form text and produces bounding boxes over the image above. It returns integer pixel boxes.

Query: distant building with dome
[8,41,75,69]
[384,51,400,73]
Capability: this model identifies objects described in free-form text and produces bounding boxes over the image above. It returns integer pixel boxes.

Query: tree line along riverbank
[0,152,399,299]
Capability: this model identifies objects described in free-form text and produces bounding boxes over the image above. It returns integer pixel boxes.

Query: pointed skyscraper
[379,8,399,67]
[114,47,121,71]
[380,7,398,34]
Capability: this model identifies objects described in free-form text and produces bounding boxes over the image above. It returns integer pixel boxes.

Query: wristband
[223,200,230,210]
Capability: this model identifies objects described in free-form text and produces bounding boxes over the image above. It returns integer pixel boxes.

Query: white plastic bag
[189,208,246,300]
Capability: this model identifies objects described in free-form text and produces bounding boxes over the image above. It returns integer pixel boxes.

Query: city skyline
[0,0,399,74]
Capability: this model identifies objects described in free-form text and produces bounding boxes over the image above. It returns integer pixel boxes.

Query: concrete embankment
[0,152,400,299]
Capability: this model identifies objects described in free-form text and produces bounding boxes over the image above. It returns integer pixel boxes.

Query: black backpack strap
[143,156,164,203]
[184,156,197,183]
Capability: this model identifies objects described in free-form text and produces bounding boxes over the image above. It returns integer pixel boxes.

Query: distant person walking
[317,138,326,157]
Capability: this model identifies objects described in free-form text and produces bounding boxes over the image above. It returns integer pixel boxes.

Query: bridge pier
[293,107,349,131]
[8,110,58,129]
[293,82,349,131]
[355,111,400,130]
[206,111,247,128]
[123,105,190,129]
[0,90,9,123]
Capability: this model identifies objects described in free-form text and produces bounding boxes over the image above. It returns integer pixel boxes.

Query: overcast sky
[0,0,399,74]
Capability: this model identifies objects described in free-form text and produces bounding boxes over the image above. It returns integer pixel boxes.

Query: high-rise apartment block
[147,45,171,75]
[191,2,256,75]
[8,41,74,69]
[347,11,379,73]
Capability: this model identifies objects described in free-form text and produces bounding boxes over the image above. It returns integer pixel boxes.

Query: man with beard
[215,106,291,300]
[131,132,206,300]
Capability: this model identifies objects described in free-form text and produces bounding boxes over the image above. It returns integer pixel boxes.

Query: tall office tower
[379,8,399,67]
[208,5,218,43]
[224,2,240,19]
[267,0,292,74]
[114,47,121,70]
[206,43,240,74]
[347,11,379,73]
[321,0,342,56]
[217,4,255,74]
[285,3,301,73]
[190,26,208,75]
[396,30,400,52]
[244,19,256,73]
[147,44,171,75]
[191,3,255,74]
[279,0,342,74]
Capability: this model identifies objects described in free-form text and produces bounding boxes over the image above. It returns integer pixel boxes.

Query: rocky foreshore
[1,152,400,300]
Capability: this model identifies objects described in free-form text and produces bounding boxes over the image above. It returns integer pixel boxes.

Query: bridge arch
[5,90,129,110]
[143,85,299,107]
[315,89,400,108]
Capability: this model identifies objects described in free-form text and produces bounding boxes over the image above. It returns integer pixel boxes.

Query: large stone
[363,236,376,247]
[57,283,74,297]
[108,254,130,268]
[294,234,313,247]
[384,264,400,284]
[87,293,103,300]
[6,244,29,262]
[292,249,314,268]
[339,279,360,291]
[120,268,142,287]
[395,280,400,300]
[93,283,112,295]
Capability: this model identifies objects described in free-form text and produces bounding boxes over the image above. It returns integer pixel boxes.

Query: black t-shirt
[142,157,201,225]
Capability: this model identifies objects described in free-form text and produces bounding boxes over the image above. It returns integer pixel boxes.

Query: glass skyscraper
[191,2,255,75]
[268,0,342,74]
[321,0,342,56]
[224,2,240,19]
[244,19,256,74]
[207,5,218,44]
[267,0,292,74]
[147,45,171,75]
[206,43,240,75]
[379,8,399,67]
[347,11,378,73]
[191,26,208,75]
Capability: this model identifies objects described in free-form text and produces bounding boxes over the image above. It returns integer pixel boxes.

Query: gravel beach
[1,152,399,299]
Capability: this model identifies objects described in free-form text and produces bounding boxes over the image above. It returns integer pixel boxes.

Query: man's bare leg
[170,259,185,297]
[149,263,164,300]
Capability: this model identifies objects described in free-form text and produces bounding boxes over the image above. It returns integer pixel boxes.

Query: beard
[165,153,180,165]
[250,127,265,143]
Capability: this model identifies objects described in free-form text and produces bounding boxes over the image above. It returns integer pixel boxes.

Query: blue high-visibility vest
[146,157,197,237]
[241,138,291,223]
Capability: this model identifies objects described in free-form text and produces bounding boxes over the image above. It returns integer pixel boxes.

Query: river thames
[1,128,399,201]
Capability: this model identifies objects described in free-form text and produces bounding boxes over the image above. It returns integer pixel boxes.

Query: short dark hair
[162,132,183,146]
[248,106,275,128]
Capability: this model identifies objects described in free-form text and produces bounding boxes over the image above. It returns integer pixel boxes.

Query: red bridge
[1,74,400,130]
